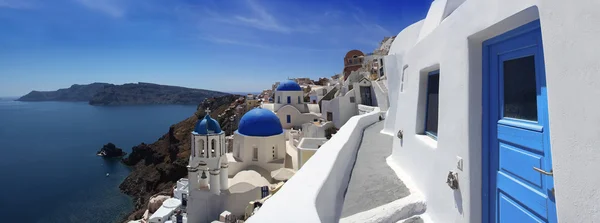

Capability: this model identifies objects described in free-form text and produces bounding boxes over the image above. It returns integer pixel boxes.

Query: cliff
[17,83,111,102]
[17,82,228,106]
[118,94,246,221]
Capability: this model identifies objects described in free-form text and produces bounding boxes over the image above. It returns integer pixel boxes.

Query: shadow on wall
[454,187,463,215]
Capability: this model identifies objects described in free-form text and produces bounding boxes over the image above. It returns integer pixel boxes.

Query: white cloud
[74,0,125,18]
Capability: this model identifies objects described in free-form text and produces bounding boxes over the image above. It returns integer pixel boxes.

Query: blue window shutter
[287,115,291,123]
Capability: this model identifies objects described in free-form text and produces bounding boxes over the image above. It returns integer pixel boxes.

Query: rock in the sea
[97,142,127,158]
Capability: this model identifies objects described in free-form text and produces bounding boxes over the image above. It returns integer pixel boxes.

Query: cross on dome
[205,108,211,114]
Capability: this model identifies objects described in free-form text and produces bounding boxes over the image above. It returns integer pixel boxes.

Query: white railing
[247,108,384,223]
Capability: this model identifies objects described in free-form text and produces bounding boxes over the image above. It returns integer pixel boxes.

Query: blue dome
[237,108,283,137]
[194,114,222,134]
[276,80,302,91]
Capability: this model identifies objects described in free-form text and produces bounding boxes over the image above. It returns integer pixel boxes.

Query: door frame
[482,19,556,223]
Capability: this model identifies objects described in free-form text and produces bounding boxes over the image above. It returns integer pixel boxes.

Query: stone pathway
[341,121,411,218]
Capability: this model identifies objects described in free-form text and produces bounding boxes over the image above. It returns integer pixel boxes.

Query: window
[211,139,216,157]
[192,139,195,157]
[401,65,408,92]
[277,96,280,103]
[287,96,291,104]
[327,112,333,121]
[348,59,352,64]
[424,70,440,138]
[200,139,205,157]
[298,96,301,103]
[253,146,258,161]
[503,56,537,121]
[286,115,291,123]
[350,96,355,103]
[272,146,277,159]
[349,84,353,91]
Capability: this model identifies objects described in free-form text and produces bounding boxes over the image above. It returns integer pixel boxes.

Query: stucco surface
[247,109,383,223]
[341,121,410,217]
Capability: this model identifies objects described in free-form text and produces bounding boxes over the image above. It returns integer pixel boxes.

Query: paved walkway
[341,121,411,218]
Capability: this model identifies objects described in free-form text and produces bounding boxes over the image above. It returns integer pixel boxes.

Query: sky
[0,0,431,96]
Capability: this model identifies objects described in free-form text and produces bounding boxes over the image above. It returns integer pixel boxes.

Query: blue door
[483,20,557,223]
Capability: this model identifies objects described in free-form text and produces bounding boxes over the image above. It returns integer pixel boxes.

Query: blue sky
[0,0,431,96]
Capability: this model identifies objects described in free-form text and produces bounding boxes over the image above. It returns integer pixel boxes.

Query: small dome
[276,80,302,91]
[194,114,222,134]
[237,108,283,137]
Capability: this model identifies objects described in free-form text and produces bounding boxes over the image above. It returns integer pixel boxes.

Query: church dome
[194,114,222,134]
[276,80,302,91]
[237,108,283,137]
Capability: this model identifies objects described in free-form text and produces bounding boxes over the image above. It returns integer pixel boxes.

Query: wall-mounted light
[446,171,459,190]
[397,129,404,140]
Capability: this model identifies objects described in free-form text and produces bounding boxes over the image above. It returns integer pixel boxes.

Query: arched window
[211,139,217,157]
[191,138,195,157]
[199,139,205,157]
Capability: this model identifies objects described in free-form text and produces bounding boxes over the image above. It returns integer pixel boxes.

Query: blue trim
[424,70,439,139]
[482,20,556,223]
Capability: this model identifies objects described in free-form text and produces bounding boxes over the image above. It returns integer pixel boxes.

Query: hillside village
[125,35,395,223]
[126,0,600,223]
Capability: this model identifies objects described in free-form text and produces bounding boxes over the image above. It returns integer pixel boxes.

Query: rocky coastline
[118,94,246,221]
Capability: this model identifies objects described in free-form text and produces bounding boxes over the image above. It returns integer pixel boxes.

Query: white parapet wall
[358,104,378,115]
[246,108,384,223]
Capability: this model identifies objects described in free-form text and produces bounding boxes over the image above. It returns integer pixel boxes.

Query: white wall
[540,1,600,221]
[384,0,600,222]
[231,132,286,174]
[382,20,424,136]
[247,109,383,223]
[302,121,334,138]
[275,105,321,129]
[372,80,389,111]
[274,91,304,111]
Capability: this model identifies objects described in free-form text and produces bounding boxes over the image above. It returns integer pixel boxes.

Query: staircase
[318,84,339,112]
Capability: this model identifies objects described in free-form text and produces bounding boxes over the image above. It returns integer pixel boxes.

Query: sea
[0,98,198,223]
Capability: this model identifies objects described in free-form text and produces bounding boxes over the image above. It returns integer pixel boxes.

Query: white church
[261,80,321,130]
[178,107,290,223]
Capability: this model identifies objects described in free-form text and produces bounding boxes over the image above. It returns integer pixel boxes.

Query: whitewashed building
[321,71,379,128]
[181,108,289,222]
[248,0,600,223]
[261,80,321,129]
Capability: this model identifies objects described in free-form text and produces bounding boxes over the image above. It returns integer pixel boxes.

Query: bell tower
[188,108,228,194]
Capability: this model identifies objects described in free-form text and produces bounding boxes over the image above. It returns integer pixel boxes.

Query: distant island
[17,82,229,106]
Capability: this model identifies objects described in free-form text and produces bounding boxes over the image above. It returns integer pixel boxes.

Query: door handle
[533,167,553,176]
